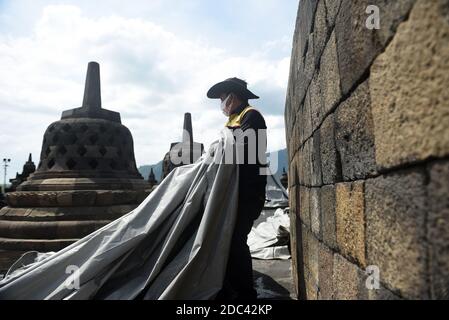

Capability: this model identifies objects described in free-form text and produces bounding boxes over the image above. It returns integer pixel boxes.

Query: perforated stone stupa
[0,62,150,271]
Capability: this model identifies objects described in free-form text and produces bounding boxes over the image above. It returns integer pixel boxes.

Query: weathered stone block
[21,192,39,207]
[370,0,449,170]
[304,33,316,82]
[306,138,315,187]
[368,284,402,300]
[309,73,325,132]
[324,0,342,28]
[302,90,313,143]
[335,81,377,180]
[308,233,320,294]
[286,137,293,164]
[313,0,330,63]
[56,191,73,207]
[287,135,292,162]
[427,160,449,299]
[320,114,341,184]
[112,190,136,205]
[321,185,337,250]
[288,124,296,161]
[289,155,298,189]
[301,139,312,186]
[289,186,300,297]
[96,190,114,206]
[295,154,301,188]
[294,117,302,155]
[72,191,96,206]
[311,133,323,187]
[305,269,318,300]
[296,112,304,152]
[301,224,311,278]
[333,253,360,300]
[295,0,318,63]
[320,30,341,114]
[335,0,378,95]
[286,87,300,143]
[310,188,321,239]
[5,194,18,207]
[318,242,334,300]
[297,144,305,186]
[286,97,296,161]
[335,0,415,96]
[336,181,366,267]
[287,47,300,118]
[289,185,297,217]
[295,33,317,110]
[296,145,302,185]
[299,186,311,226]
[365,169,428,299]
[375,0,417,47]
[39,192,58,207]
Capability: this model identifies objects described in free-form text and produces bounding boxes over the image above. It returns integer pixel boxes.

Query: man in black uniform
[207,78,267,300]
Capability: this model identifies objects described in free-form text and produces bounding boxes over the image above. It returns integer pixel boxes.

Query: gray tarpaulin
[248,208,290,260]
[0,129,239,300]
[264,173,288,209]
[248,172,290,260]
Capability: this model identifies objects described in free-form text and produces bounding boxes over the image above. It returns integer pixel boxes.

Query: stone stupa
[147,168,158,189]
[0,62,150,271]
[161,113,204,179]
[8,154,36,191]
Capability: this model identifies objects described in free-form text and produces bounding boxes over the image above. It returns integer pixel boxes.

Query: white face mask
[221,94,232,116]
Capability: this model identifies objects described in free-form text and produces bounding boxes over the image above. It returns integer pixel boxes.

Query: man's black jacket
[227,103,267,202]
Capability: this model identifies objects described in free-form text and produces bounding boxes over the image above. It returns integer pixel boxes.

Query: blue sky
[0,0,298,181]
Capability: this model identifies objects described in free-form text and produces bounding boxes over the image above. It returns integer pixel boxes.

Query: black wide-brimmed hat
[207,77,259,100]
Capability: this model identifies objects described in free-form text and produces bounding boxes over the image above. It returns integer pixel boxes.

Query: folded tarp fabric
[0,129,239,300]
[248,208,291,260]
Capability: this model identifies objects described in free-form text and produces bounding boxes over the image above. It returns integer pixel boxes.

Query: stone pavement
[253,259,296,300]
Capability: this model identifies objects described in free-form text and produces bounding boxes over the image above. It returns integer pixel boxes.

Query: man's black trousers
[217,181,266,300]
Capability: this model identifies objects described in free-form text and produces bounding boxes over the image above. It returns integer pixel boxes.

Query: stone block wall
[285,0,449,300]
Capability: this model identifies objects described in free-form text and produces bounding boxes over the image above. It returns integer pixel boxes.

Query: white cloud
[0,4,290,181]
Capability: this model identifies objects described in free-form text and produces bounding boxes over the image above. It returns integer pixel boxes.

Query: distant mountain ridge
[138,148,288,184]
[138,160,164,182]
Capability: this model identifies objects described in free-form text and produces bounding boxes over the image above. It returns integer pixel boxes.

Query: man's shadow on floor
[253,270,293,300]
